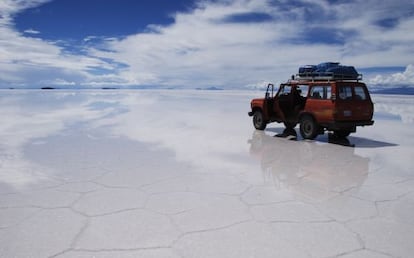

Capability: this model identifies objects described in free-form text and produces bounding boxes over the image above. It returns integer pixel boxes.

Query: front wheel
[300,116,319,140]
[253,111,267,130]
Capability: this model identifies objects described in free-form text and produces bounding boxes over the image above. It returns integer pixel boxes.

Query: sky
[0,0,414,89]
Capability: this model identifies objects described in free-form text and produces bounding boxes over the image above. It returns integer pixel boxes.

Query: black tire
[284,121,297,129]
[253,111,267,130]
[300,116,319,140]
[333,130,351,138]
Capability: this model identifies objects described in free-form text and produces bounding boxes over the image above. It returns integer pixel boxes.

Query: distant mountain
[195,86,224,90]
[370,86,414,95]
[101,87,119,90]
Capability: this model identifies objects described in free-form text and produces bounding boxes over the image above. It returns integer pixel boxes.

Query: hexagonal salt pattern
[0,209,85,258]
[74,209,181,250]
[72,188,147,216]
[56,249,182,258]
[0,90,413,258]
[174,222,309,258]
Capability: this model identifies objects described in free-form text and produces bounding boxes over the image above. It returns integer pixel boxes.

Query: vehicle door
[276,84,294,118]
[335,83,373,121]
[263,83,275,119]
[295,84,309,110]
[306,84,334,123]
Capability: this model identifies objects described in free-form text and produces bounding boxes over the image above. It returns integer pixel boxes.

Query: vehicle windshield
[279,85,292,95]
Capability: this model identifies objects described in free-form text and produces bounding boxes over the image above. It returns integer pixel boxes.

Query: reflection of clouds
[373,95,414,124]
[1,90,412,192]
[248,131,369,201]
[0,91,118,189]
[95,90,258,172]
[0,90,257,189]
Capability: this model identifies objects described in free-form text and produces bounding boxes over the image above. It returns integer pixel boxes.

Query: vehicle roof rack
[293,73,363,82]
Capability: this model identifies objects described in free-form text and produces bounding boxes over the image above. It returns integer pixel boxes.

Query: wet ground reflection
[249,131,369,200]
[0,90,413,257]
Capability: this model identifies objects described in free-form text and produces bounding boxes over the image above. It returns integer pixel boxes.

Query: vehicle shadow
[345,136,398,148]
[264,127,397,148]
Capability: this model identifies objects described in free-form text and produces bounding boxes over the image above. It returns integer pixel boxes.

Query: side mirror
[265,92,270,99]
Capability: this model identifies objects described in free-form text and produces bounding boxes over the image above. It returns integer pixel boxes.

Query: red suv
[248,76,374,139]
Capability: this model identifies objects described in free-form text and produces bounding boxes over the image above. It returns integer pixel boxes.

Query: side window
[325,86,332,99]
[297,85,309,97]
[354,86,367,100]
[310,86,331,99]
[339,86,353,100]
[310,86,323,99]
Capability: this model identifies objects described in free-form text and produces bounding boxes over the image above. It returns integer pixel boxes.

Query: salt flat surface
[0,90,413,258]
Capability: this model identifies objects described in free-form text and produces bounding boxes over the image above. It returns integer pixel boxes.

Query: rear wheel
[253,111,267,130]
[333,130,351,138]
[300,116,319,140]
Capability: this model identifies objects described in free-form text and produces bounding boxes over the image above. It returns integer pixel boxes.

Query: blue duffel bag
[326,65,358,79]
[298,62,359,79]
[315,62,340,72]
[298,65,316,76]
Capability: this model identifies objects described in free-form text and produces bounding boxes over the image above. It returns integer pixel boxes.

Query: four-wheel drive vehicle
[248,75,374,139]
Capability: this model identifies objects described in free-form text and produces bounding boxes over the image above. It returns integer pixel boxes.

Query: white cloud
[369,65,414,86]
[84,36,97,42]
[0,0,118,88]
[90,0,414,88]
[40,78,76,86]
[1,0,414,88]
[90,0,339,87]
[24,28,40,34]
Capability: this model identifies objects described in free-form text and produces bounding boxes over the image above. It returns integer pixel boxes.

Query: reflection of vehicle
[248,131,369,200]
[248,74,374,139]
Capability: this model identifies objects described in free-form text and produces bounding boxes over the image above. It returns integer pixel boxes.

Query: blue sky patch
[375,18,400,29]
[359,66,406,73]
[221,12,273,23]
[270,0,335,22]
[291,27,354,45]
[15,0,195,41]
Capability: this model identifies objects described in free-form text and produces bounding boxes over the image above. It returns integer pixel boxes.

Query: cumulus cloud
[90,0,414,88]
[369,64,414,86]
[90,0,343,87]
[0,0,118,88]
[1,0,414,88]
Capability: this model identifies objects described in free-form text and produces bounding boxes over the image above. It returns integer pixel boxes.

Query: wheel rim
[300,117,317,139]
[303,120,313,136]
[254,113,262,127]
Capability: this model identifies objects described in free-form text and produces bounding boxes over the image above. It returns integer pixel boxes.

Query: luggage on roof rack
[298,65,317,74]
[298,62,360,80]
